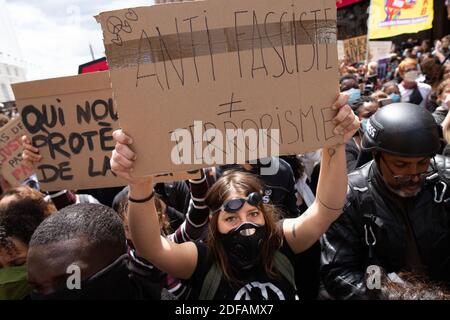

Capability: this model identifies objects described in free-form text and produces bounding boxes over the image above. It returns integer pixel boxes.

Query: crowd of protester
[0,34,449,300]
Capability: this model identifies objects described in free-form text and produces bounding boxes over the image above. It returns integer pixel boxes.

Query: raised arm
[283,94,359,254]
[110,131,198,280]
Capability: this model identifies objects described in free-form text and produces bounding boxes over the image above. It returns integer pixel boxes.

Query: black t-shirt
[188,239,298,300]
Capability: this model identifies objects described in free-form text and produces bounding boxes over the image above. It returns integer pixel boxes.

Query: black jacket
[345,138,373,173]
[320,160,450,299]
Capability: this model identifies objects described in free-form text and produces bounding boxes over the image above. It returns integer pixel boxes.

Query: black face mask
[219,222,266,271]
[30,255,141,300]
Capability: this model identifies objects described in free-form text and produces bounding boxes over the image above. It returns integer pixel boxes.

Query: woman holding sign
[107,94,359,300]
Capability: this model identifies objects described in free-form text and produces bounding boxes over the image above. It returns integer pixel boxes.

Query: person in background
[443,64,450,81]
[432,79,450,126]
[27,203,161,300]
[321,103,450,300]
[371,91,393,109]
[345,97,378,172]
[433,36,450,65]
[420,40,432,55]
[435,79,450,156]
[153,181,191,230]
[371,90,388,101]
[420,56,445,113]
[365,62,381,91]
[0,186,56,299]
[381,81,401,103]
[398,58,432,110]
[112,180,190,231]
[421,56,445,89]
[446,0,450,20]
[339,75,361,107]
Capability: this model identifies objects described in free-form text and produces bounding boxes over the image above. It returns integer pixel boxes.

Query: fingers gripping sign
[331,93,360,144]
[21,135,42,166]
[110,129,151,186]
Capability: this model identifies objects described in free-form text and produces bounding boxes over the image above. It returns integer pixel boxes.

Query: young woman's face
[217,192,266,234]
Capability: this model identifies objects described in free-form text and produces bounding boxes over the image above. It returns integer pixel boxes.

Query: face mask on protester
[219,222,266,271]
[360,118,369,133]
[389,93,401,103]
[30,255,135,300]
[403,70,419,82]
[344,88,361,106]
[0,265,31,300]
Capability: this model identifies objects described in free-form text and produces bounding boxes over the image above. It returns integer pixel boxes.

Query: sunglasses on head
[213,192,263,214]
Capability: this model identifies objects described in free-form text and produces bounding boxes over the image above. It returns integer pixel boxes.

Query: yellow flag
[368,0,434,39]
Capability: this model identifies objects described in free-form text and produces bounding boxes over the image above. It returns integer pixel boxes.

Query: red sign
[336,0,364,8]
[78,57,109,74]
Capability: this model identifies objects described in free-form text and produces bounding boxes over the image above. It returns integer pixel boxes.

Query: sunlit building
[0,0,27,104]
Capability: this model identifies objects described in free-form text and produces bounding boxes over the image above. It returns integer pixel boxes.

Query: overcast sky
[4,0,155,80]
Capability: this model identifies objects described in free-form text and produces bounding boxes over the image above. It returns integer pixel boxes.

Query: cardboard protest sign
[97,0,340,176]
[343,35,367,64]
[377,58,390,81]
[369,41,393,62]
[154,169,201,183]
[0,117,33,187]
[12,72,127,191]
[337,40,345,61]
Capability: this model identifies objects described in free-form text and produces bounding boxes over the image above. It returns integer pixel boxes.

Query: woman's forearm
[315,144,347,214]
[127,178,165,261]
[284,144,348,254]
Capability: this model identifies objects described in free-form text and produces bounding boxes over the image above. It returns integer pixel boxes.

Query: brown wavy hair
[368,271,450,300]
[0,186,56,254]
[0,186,56,217]
[117,193,172,236]
[205,170,283,285]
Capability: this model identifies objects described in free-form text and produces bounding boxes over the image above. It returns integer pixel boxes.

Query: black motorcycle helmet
[361,103,440,157]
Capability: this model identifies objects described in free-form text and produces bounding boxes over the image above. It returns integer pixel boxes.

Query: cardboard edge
[12,71,111,100]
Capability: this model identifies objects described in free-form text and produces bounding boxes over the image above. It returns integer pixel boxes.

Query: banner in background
[368,0,434,39]
[336,0,364,8]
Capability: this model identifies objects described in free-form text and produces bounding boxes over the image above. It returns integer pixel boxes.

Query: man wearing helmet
[321,103,450,299]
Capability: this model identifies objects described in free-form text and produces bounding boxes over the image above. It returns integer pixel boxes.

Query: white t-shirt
[399,82,432,109]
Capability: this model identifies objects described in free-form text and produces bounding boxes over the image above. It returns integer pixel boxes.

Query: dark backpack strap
[273,251,296,291]
[198,263,222,300]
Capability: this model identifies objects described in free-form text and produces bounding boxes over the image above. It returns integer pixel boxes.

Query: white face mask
[404,70,419,82]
